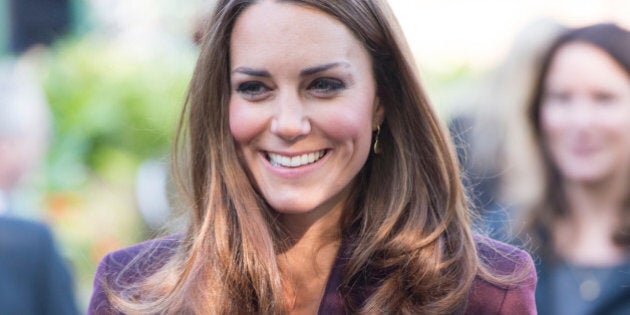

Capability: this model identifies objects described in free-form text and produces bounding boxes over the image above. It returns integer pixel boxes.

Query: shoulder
[88,235,181,314]
[465,236,537,315]
[0,216,55,255]
[476,236,535,277]
[98,235,179,274]
[0,217,78,314]
[93,235,180,284]
[0,215,50,236]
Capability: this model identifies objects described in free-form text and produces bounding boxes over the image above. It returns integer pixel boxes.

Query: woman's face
[540,42,630,185]
[228,1,384,216]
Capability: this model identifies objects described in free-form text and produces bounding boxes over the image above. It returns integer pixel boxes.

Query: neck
[564,176,626,220]
[554,177,629,266]
[278,200,345,314]
[279,184,351,250]
[279,201,343,261]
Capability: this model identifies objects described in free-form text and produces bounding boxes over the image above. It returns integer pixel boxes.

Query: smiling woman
[88,0,536,314]
[228,2,382,218]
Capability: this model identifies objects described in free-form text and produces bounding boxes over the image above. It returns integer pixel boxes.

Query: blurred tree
[37,35,196,307]
[41,37,193,189]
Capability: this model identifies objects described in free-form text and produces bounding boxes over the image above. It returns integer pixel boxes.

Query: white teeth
[281,156,291,166]
[290,156,300,167]
[268,150,326,168]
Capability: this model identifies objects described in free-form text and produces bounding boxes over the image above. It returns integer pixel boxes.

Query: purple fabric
[88,236,179,315]
[464,238,537,314]
[89,236,536,314]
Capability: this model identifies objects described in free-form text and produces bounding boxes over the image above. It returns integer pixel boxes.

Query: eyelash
[234,77,346,100]
[307,78,345,95]
[545,91,570,103]
[236,81,270,97]
[593,92,615,103]
[545,91,618,105]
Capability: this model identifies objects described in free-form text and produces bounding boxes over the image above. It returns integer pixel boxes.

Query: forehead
[547,42,630,84]
[229,1,368,66]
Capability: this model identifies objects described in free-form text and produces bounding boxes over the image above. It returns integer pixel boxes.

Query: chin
[266,199,316,214]
[556,157,615,183]
[561,169,612,185]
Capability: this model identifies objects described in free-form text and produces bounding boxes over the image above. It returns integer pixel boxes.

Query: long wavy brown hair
[524,23,630,258]
[111,0,481,313]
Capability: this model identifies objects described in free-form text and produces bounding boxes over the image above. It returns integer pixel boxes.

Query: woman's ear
[373,97,385,128]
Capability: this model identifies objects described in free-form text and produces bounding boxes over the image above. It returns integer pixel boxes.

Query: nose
[270,92,311,141]
[569,98,596,129]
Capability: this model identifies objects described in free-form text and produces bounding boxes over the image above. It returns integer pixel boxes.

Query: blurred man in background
[0,57,78,315]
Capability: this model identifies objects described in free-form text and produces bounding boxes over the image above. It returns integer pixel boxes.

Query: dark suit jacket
[0,216,78,315]
[89,235,536,314]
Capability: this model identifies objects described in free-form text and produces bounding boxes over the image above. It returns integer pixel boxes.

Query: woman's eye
[236,81,270,97]
[545,90,571,104]
[593,91,616,104]
[308,78,345,95]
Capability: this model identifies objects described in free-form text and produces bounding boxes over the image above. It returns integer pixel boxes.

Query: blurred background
[0,0,628,311]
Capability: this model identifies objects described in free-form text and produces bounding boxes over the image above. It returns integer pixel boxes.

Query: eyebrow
[300,62,349,77]
[231,62,350,78]
[232,67,271,77]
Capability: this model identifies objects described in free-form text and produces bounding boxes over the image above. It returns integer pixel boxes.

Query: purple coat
[89,236,536,314]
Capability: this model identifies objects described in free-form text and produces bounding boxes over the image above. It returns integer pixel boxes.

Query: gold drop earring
[373,125,382,154]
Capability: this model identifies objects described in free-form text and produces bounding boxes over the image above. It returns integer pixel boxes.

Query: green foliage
[41,37,195,188]
[35,37,197,307]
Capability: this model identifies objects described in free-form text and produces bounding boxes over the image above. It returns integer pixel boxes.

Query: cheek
[319,102,375,145]
[229,100,268,144]
[604,105,630,133]
[539,107,568,165]
[583,103,630,147]
[322,114,367,140]
[606,112,630,153]
[540,106,565,139]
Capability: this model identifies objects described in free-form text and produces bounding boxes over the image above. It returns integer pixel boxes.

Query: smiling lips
[266,150,326,168]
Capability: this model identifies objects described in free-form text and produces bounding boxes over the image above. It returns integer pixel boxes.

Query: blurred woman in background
[520,23,630,314]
